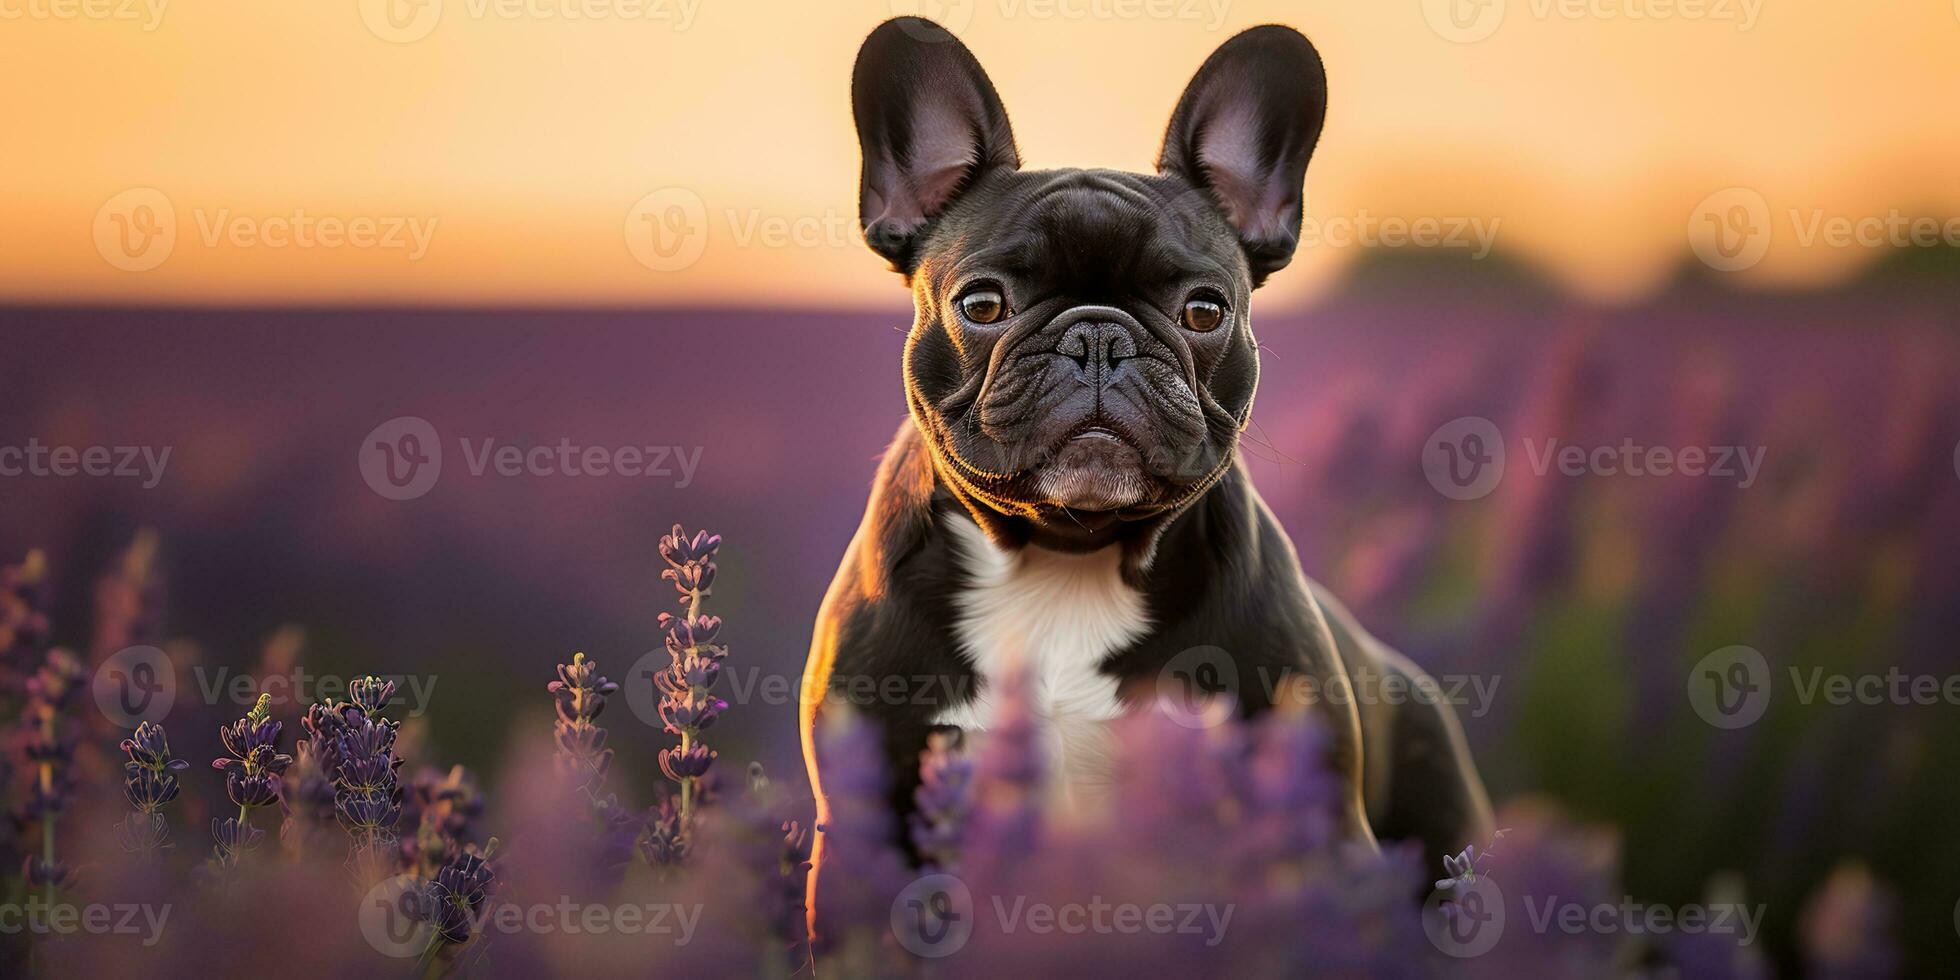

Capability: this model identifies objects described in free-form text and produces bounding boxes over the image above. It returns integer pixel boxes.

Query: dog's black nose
[1055,320,1139,385]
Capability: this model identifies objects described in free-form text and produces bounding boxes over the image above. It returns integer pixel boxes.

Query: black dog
[801,18,1491,921]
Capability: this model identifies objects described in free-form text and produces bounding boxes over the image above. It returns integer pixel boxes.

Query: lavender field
[2,251,1957,975]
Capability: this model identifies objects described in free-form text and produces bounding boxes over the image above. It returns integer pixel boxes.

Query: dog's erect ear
[1158,26,1327,287]
[853,18,1020,273]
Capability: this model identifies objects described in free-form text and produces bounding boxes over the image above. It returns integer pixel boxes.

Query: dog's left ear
[1158,25,1327,287]
[853,17,1020,274]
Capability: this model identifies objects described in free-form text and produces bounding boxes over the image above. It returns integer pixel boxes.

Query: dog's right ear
[853,17,1019,273]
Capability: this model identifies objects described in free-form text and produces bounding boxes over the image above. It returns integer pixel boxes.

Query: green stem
[679,588,709,828]
[415,930,448,980]
[230,803,251,869]
[38,708,56,904]
[678,733,694,827]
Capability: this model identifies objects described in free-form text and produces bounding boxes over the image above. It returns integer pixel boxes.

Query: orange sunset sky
[3,0,1957,308]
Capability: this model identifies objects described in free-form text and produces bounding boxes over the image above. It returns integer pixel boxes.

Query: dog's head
[853,18,1326,552]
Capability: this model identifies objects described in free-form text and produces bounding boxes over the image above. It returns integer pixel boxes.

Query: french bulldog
[801,17,1492,926]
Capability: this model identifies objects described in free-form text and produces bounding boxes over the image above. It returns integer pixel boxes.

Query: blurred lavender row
[2,254,1957,971]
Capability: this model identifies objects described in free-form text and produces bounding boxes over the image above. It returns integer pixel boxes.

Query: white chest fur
[935,516,1150,806]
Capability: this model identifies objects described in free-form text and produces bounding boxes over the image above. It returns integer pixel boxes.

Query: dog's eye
[1182,293,1228,332]
[958,286,1007,325]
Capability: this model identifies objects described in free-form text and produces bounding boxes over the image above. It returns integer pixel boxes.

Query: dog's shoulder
[806,419,968,701]
[849,418,940,597]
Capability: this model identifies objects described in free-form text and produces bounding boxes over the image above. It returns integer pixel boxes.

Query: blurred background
[3,0,1958,973]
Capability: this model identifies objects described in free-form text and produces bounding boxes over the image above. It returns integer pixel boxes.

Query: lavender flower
[548,652,618,789]
[638,795,689,868]
[118,720,188,858]
[210,693,290,870]
[962,666,1043,875]
[404,764,487,878]
[90,528,163,664]
[277,735,339,859]
[909,730,972,871]
[777,819,814,956]
[654,524,728,841]
[546,652,641,876]
[806,709,911,956]
[0,550,52,686]
[21,855,77,890]
[409,848,497,951]
[1801,863,1901,980]
[17,646,87,899]
[727,762,815,966]
[1436,843,1483,890]
[299,676,405,879]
